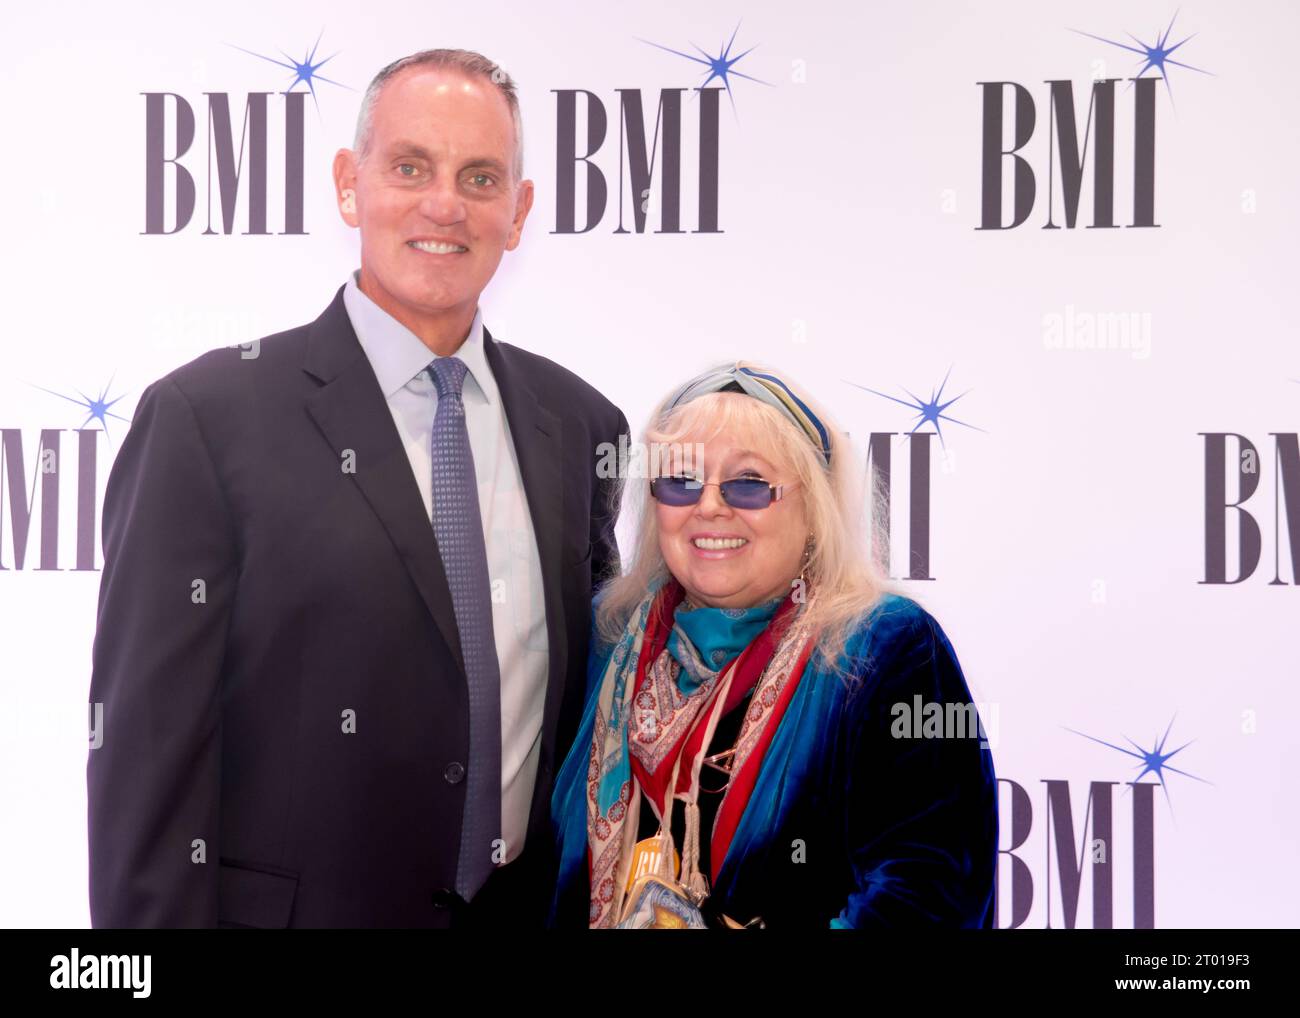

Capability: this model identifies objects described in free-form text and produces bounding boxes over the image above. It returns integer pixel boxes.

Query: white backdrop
[1,0,1296,927]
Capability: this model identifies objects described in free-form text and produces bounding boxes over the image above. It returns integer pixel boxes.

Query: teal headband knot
[664,362,832,466]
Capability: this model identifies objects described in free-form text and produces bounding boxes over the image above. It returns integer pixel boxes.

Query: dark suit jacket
[87,284,628,927]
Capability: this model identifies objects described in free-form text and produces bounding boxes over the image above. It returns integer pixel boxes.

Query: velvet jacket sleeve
[833,602,998,927]
[546,586,622,928]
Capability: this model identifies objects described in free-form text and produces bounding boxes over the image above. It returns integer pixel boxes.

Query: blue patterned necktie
[427,355,502,902]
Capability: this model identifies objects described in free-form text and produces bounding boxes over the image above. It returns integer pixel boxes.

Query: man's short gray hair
[352,48,524,182]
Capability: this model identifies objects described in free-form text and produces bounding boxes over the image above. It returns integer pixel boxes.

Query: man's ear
[505,178,535,251]
[333,149,360,227]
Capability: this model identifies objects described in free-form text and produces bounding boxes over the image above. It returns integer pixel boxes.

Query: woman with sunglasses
[548,362,998,928]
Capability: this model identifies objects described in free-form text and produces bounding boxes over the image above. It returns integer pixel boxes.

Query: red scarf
[627,580,811,882]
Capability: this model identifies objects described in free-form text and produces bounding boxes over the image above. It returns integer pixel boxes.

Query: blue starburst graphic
[844,365,986,450]
[1070,10,1213,106]
[637,19,773,116]
[29,373,131,439]
[225,27,352,114]
[1065,714,1212,812]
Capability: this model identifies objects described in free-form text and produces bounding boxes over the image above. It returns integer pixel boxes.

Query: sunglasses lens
[651,476,702,506]
[652,477,777,509]
[720,478,773,509]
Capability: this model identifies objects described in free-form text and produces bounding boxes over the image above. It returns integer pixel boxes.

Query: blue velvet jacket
[548,591,998,928]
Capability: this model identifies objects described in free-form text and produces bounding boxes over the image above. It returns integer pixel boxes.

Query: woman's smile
[687,532,751,558]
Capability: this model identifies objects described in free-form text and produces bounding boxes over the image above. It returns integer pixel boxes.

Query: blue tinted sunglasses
[650,475,793,510]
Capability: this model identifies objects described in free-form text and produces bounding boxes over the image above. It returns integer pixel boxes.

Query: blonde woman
[548,362,997,928]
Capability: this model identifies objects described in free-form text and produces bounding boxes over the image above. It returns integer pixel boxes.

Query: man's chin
[387,279,477,317]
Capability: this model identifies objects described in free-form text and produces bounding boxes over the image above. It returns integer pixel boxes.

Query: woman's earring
[793,537,814,604]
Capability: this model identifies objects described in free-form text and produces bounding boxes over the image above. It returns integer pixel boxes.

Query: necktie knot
[428,356,469,399]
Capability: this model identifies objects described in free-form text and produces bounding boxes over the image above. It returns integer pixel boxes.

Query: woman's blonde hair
[597,364,902,675]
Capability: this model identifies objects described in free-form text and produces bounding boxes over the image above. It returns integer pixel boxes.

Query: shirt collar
[342,268,495,403]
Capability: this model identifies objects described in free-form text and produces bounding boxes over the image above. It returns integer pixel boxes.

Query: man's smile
[408,238,468,254]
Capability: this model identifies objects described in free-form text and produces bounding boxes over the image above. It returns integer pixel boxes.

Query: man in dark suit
[87,48,628,927]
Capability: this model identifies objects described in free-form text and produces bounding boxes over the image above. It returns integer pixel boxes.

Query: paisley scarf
[584,578,819,927]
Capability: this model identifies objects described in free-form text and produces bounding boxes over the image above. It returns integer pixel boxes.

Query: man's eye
[468,173,494,187]
[397,164,418,177]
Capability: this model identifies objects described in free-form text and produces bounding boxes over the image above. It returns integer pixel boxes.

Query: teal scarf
[666,594,785,694]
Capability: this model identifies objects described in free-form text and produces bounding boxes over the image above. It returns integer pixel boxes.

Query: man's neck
[357,272,477,357]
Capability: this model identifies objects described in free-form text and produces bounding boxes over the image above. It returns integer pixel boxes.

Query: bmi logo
[1200,408,1299,585]
[553,21,771,235]
[997,717,1209,929]
[0,379,127,572]
[978,13,1210,230]
[847,367,985,581]
[142,31,350,235]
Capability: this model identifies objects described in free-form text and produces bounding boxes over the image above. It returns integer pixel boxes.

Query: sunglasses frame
[649,475,793,510]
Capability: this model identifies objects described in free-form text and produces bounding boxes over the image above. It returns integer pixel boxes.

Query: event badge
[626,836,679,893]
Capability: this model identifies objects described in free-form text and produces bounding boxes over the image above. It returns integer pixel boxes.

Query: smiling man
[87,49,628,928]
[335,59,527,354]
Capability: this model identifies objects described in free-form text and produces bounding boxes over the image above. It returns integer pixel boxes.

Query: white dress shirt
[343,269,548,866]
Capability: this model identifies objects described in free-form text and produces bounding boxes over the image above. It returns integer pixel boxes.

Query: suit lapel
[301,285,466,677]
[300,289,574,853]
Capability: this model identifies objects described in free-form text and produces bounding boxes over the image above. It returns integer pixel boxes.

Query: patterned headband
[663,361,833,466]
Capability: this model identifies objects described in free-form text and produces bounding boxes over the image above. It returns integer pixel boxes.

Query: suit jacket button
[431,888,459,909]
[444,762,466,784]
